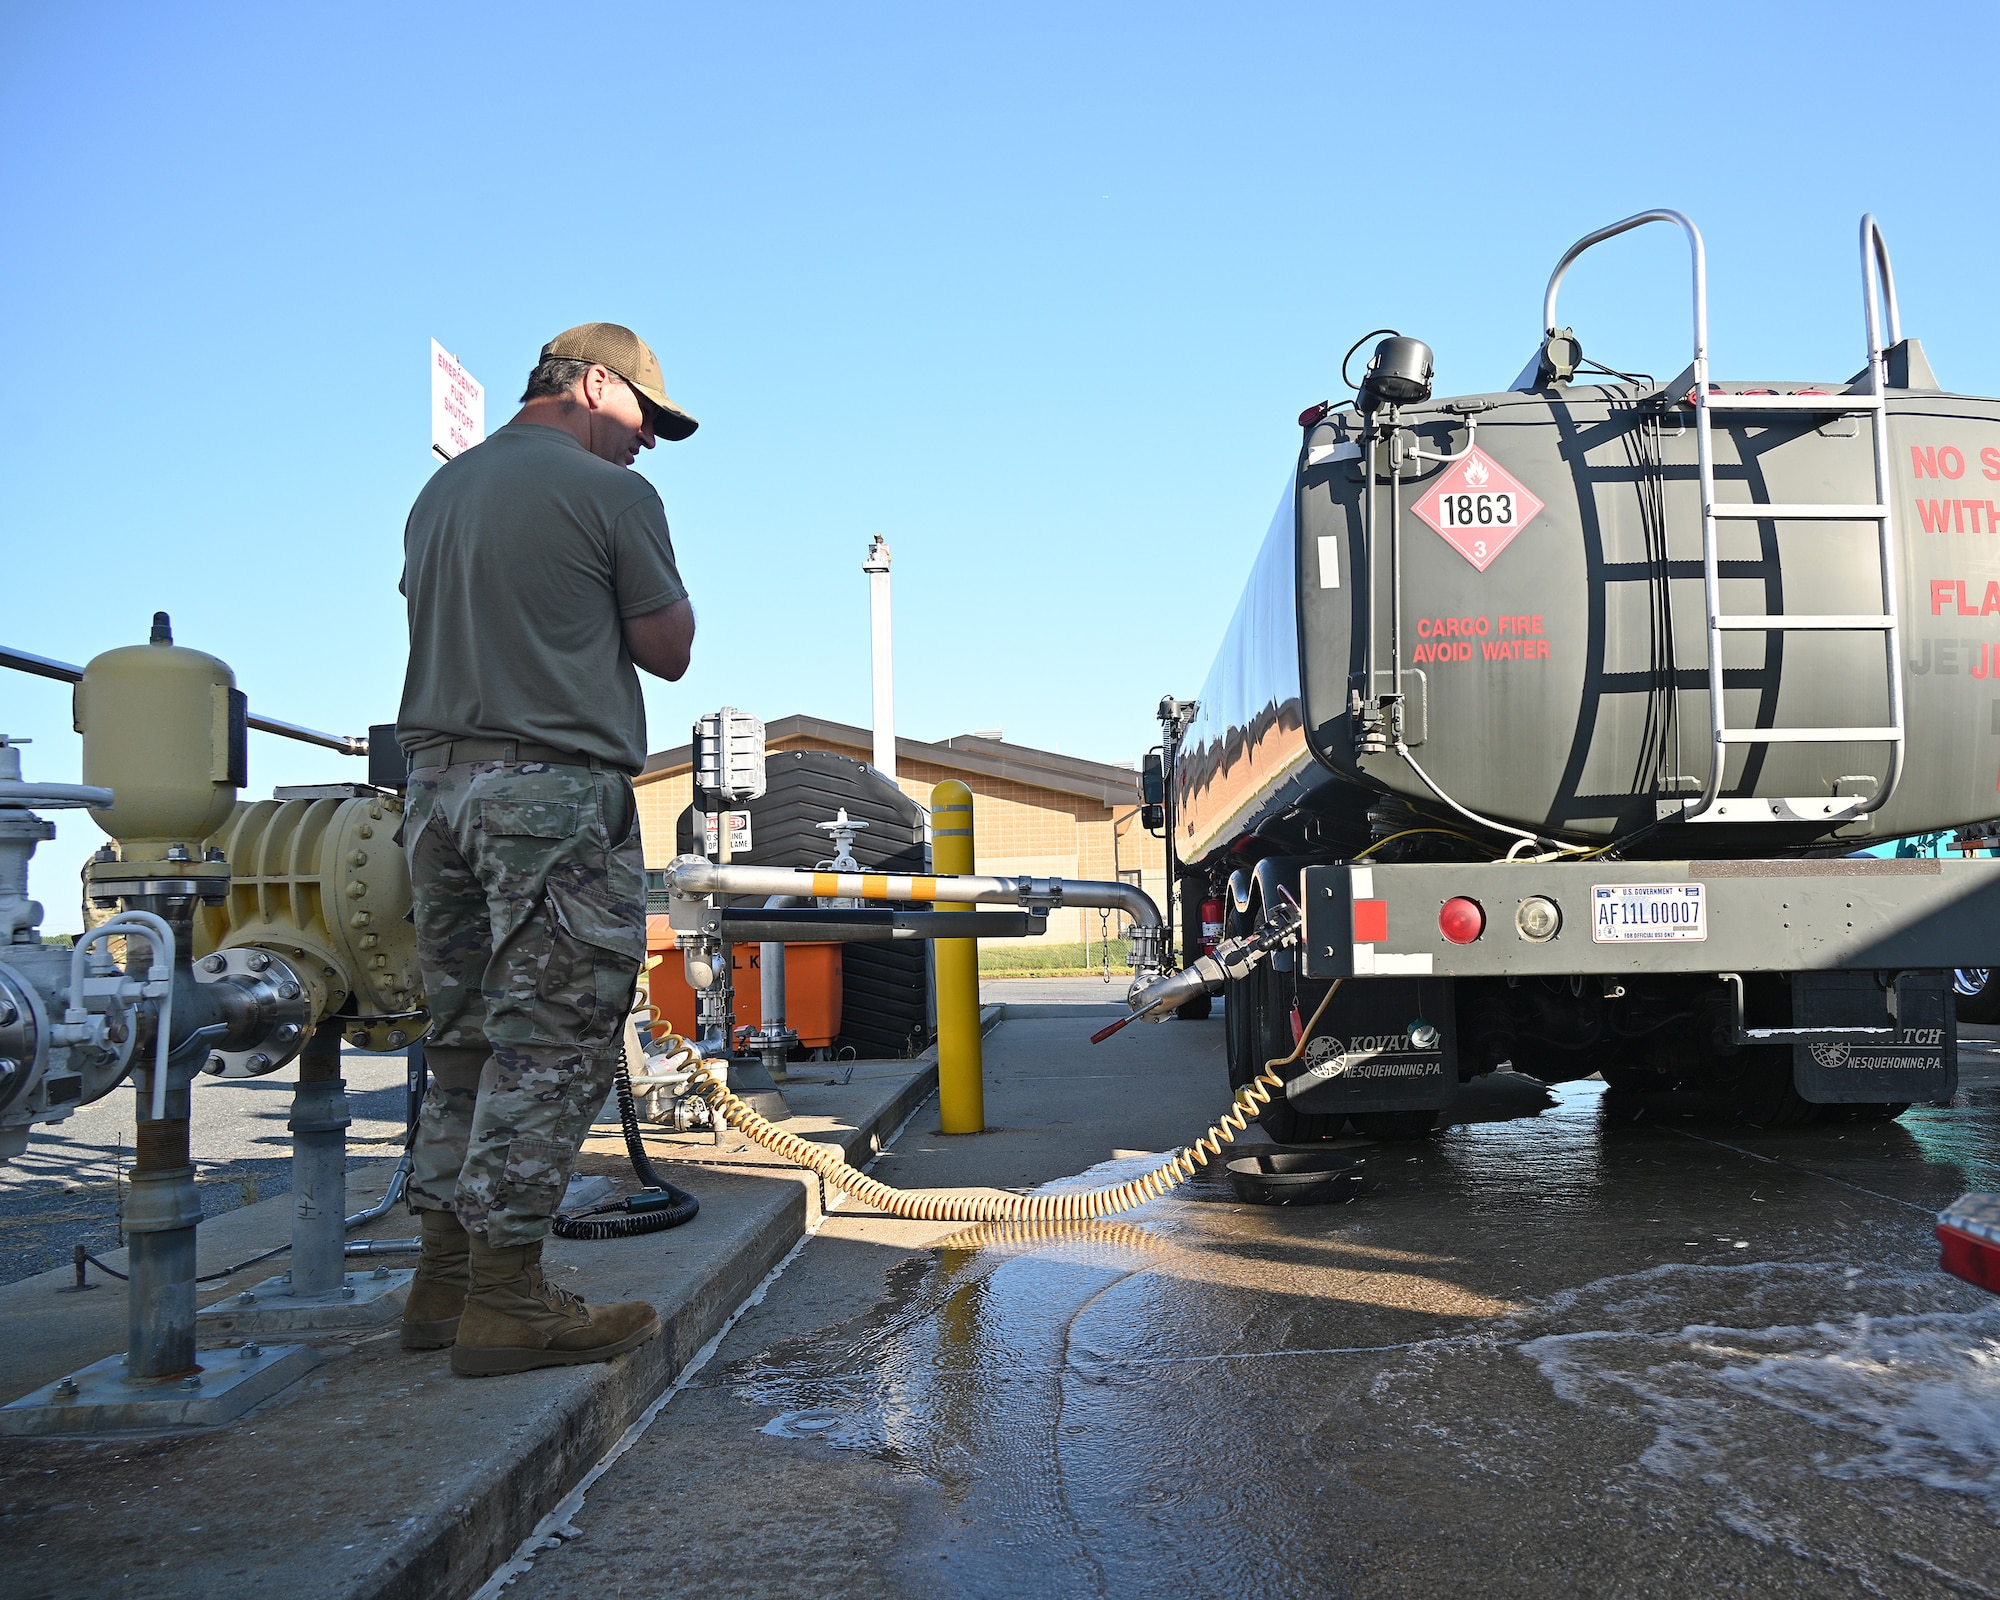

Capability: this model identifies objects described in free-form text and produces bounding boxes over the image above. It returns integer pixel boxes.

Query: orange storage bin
[643,915,843,1049]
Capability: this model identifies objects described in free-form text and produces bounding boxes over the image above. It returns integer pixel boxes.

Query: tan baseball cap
[541,322,699,441]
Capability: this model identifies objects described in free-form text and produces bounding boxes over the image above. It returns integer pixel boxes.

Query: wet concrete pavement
[496,998,2000,1599]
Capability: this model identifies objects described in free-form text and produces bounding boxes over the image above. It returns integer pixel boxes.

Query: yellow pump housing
[194,791,426,1060]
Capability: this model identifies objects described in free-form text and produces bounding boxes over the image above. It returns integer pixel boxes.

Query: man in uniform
[395,323,698,1377]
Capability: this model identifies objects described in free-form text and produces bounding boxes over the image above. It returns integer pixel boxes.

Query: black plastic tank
[676,749,931,1059]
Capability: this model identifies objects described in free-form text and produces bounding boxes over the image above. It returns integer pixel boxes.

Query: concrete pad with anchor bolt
[196,1265,412,1335]
[0,1340,321,1435]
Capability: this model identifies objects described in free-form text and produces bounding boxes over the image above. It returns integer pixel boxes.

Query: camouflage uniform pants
[403,760,646,1246]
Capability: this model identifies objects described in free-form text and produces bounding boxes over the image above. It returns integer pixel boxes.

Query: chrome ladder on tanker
[1545,211,1908,825]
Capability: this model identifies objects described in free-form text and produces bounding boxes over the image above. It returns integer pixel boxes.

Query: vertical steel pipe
[759,896,804,1036]
[287,1023,351,1299]
[864,535,896,779]
[760,941,786,1031]
[125,1079,200,1379]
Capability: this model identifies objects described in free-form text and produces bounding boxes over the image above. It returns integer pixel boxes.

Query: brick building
[634,715,1164,944]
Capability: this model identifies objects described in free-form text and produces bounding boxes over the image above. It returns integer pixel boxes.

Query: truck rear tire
[1224,973,1257,1086]
[1955,968,2000,1024]
[1722,1048,1822,1129]
[1350,1110,1440,1142]
[1174,994,1213,1021]
[1227,958,1342,1143]
[1834,1101,1911,1123]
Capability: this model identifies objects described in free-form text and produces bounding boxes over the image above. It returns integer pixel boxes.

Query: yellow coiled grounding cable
[650,981,1342,1224]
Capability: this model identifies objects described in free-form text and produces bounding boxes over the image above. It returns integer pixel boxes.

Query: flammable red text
[1929,579,2000,616]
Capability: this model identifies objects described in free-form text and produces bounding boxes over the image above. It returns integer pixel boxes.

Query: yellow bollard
[931,780,984,1133]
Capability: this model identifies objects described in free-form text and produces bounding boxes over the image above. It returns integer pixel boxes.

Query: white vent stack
[863,534,895,780]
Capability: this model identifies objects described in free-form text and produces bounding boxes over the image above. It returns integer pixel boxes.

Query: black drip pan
[1226,1149,1367,1206]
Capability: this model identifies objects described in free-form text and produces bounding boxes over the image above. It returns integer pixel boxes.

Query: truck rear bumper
[1301,857,2000,981]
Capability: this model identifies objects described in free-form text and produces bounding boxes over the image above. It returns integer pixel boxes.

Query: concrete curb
[366,1016,996,1600]
[374,1178,811,1600]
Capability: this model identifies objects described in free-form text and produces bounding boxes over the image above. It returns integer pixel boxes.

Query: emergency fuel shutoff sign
[430,339,485,462]
[1411,448,1543,572]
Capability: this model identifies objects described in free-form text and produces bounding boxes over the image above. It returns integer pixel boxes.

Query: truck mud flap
[1792,971,1956,1105]
[1285,978,1457,1116]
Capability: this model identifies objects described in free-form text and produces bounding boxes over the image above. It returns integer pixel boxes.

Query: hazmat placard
[1410,448,1543,572]
[430,339,485,462]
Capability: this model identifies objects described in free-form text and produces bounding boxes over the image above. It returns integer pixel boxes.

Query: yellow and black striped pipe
[665,856,1161,931]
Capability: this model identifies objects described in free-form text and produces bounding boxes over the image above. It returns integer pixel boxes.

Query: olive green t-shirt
[397,423,687,774]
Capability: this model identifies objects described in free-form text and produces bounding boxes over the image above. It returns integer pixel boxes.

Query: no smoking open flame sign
[1410,447,1544,572]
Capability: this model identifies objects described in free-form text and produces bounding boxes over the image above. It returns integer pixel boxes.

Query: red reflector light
[1940,1225,2000,1293]
[1353,898,1388,943]
[1299,400,1332,429]
[1939,1195,2000,1293]
[1438,897,1484,944]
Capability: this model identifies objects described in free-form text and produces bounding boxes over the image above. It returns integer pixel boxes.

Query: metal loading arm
[713,907,1045,942]
[1095,899,1303,1042]
[660,854,1167,986]
[1,642,370,757]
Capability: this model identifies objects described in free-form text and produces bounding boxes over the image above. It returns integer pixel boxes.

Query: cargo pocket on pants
[501,1135,572,1217]
[540,864,646,1049]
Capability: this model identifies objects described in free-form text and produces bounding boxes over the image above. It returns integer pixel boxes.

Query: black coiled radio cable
[550,1060,701,1240]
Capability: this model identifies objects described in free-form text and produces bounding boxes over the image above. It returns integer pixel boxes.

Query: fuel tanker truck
[1121,210,2000,1136]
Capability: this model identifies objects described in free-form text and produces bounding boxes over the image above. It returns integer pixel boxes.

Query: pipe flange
[0,959,46,1116]
[122,1165,204,1233]
[86,877,230,908]
[193,947,314,1077]
[338,1013,426,1055]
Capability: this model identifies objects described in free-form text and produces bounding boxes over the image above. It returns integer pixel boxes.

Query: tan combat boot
[450,1234,660,1377]
[401,1207,472,1350]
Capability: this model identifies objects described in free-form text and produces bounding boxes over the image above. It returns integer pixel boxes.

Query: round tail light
[1438,897,1485,944]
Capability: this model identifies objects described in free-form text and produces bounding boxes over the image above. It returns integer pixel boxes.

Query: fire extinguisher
[1200,898,1224,958]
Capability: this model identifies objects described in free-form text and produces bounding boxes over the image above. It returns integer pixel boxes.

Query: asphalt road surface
[0,976,1104,1288]
[0,1047,414,1284]
[496,983,2000,1600]
[0,978,1109,1285]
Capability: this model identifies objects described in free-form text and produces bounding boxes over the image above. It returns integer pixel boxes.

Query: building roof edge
[638,714,1140,806]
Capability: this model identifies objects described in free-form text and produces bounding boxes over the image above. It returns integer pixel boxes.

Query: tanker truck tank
[1139,210,2000,1135]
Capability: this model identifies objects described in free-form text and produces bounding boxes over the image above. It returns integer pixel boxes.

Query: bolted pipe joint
[121,1153,203,1235]
[286,1075,353,1137]
[682,937,717,992]
[1122,904,1302,1025]
[1123,957,1229,1025]
[188,947,315,1079]
[1126,923,1166,986]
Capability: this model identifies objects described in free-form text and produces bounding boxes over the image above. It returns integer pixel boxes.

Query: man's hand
[625,599,695,682]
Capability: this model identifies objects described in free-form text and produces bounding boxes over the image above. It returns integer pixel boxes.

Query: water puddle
[728,1076,2000,1593]
[1514,1260,2000,1506]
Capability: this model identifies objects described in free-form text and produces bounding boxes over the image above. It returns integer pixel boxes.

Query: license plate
[1591,883,1706,943]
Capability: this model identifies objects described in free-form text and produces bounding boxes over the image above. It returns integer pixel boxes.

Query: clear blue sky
[5,3,1997,930]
